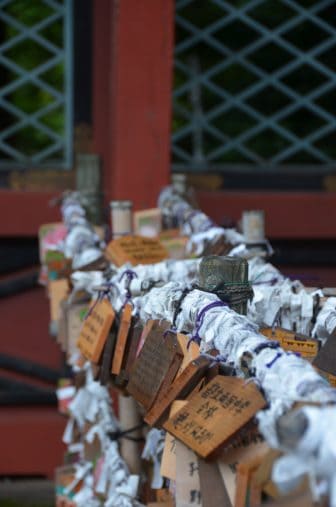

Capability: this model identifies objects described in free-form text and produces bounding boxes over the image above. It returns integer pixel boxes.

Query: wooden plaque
[261,327,319,359]
[105,234,168,267]
[160,401,187,481]
[177,333,200,374]
[76,298,115,363]
[111,303,133,375]
[217,439,269,506]
[198,458,232,507]
[164,375,266,458]
[127,324,183,410]
[175,440,202,507]
[100,329,117,385]
[66,302,89,358]
[124,320,143,377]
[135,319,158,357]
[49,279,69,322]
[145,355,211,427]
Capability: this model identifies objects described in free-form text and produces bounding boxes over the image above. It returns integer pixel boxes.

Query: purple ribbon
[119,269,138,304]
[85,282,118,320]
[265,350,301,369]
[265,352,283,369]
[163,326,177,338]
[187,301,227,349]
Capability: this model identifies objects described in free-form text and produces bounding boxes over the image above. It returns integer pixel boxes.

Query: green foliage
[1,0,65,158]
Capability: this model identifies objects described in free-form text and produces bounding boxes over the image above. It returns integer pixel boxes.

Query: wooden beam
[197,190,336,239]
[0,191,59,236]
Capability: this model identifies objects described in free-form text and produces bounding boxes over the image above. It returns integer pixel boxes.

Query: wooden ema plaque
[160,400,187,481]
[135,319,159,358]
[127,325,183,410]
[100,328,117,385]
[49,278,69,322]
[177,333,200,374]
[145,355,211,427]
[175,439,202,507]
[105,235,168,267]
[217,438,269,507]
[76,298,115,363]
[198,458,232,507]
[111,303,133,375]
[124,320,143,378]
[66,302,89,358]
[164,375,266,459]
[261,327,319,359]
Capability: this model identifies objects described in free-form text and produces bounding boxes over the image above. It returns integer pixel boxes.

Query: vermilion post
[93,0,174,210]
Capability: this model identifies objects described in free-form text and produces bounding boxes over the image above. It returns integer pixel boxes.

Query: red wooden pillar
[93,0,175,210]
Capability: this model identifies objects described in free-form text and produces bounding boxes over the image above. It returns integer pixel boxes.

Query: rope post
[198,255,253,315]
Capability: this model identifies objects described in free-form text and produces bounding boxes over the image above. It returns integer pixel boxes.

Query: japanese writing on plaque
[105,235,168,267]
[164,375,266,458]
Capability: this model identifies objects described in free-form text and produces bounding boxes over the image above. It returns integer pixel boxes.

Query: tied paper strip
[271,405,336,506]
[142,428,165,489]
[96,441,141,507]
[64,361,141,507]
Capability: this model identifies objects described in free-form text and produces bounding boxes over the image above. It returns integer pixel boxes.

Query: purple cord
[265,352,283,368]
[163,326,177,338]
[119,269,138,304]
[84,282,118,320]
[187,300,227,349]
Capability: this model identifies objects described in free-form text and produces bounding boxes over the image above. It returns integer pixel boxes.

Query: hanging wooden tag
[145,355,211,427]
[164,375,266,458]
[124,320,143,378]
[160,400,187,481]
[100,328,118,385]
[135,319,157,357]
[261,327,319,359]
[66,302,89,358]
[217,438,269,507]
[49,278,70,322]
[112,303,133,375]
[105,235,168,267]
[252,448,282,500]
[76,298,115,363]
[127,324,183,410]
[177,333,200,374]
[175,439,202,507]
[198,458,231,507]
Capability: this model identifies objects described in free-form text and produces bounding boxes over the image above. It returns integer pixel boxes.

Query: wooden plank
[112,303,133,375]
[198,458,232,507]
[0,191,59,236]
[164,376,266,458]
[127,323,182,410]
[144,355,211,427]
[197,191,336,239]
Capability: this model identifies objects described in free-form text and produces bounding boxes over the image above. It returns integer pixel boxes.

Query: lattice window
[0,0,73,169]
[173,0,336,173]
